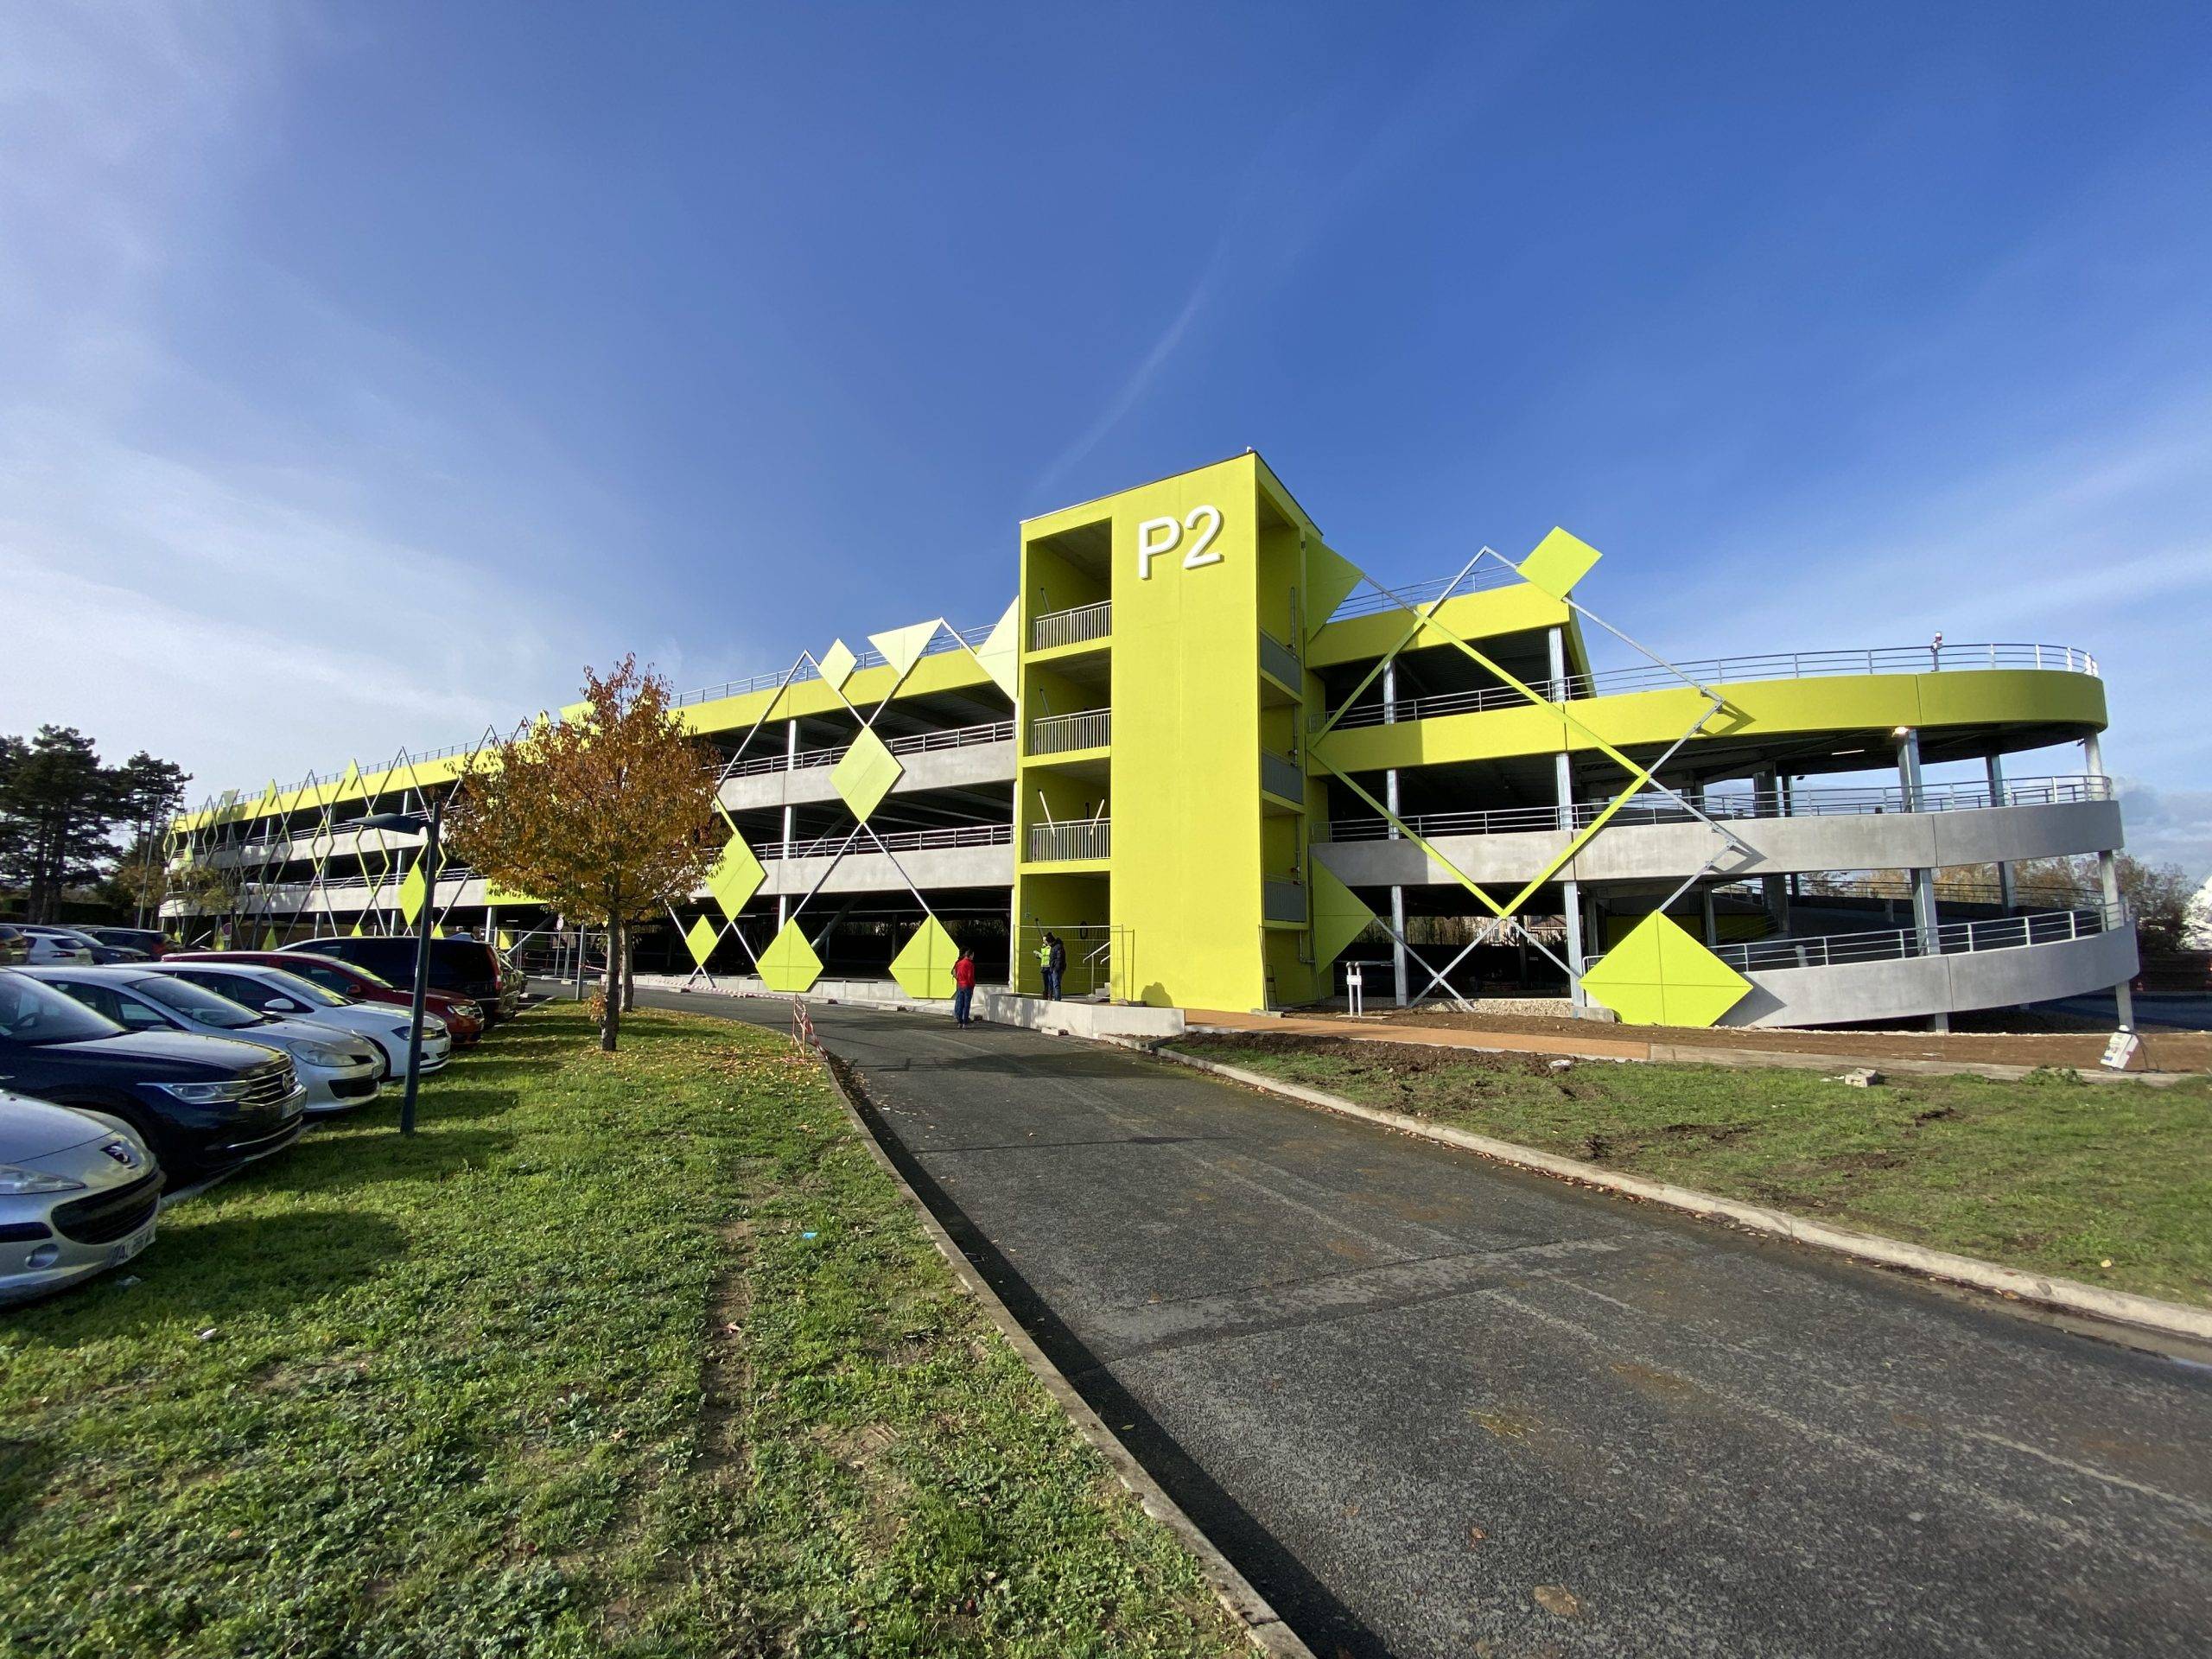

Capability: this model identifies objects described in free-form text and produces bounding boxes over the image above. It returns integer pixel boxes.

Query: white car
[26,966,384,1116]
[0,1090,162,1306]
[10,928,93,966]
[140,962,449,1080]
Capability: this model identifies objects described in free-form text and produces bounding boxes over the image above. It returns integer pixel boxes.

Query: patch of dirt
[1182,1031,1555,1080]
[1351,1007,2210,1072]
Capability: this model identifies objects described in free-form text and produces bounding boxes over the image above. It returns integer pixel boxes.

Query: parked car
[77,926,172,959]
[296,935,522,1024]
[165,950,484,1046]
[0,1090,163,1306]
[27,967,382,1116]
[20,926,145,965]
[139,962,449,1079]
[0,927,27,967]
[0,969,305,1180]
[4,928,93,967]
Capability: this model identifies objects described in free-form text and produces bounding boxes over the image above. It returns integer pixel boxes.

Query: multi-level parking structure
[167,451,2137,1032]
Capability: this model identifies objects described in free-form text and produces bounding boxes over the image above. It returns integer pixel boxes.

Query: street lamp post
[356,799,444,1135]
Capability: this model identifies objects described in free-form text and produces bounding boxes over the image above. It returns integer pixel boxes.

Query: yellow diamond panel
[1310,863,1377,968]
[868,620,942,681]
[1518,527,1603,601]
[708,831,765,920]
[971,598,1019,697]
[684,914,720,969]
[1306,542,1368,638]
[831,728,904,823]
[818,639,856,691]
[890,916,959,1000]
[1580,912,1749,1028]
[397,861,428,925]
[757,918,823,993]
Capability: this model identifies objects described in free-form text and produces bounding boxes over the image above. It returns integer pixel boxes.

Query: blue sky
[4,2,2210,872]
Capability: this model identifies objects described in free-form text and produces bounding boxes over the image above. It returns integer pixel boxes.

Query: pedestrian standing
[951,948,977,1026]
[1045,931,1066,1000]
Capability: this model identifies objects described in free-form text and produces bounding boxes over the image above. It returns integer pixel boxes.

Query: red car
[163,950,486,1046]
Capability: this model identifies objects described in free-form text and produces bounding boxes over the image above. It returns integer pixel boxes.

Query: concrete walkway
[641,989,2212,1658]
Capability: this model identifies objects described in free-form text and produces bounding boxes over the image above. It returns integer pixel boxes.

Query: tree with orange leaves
[448,656,717,1051]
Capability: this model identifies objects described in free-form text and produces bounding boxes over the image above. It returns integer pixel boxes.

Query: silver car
[141,963,450,1081]
[0,1090,162,1306]
[25,967,383,1116]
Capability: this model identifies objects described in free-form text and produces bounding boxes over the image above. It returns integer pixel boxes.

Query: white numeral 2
[1135,505,1224,579]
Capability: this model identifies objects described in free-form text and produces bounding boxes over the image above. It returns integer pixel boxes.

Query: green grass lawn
[0,1006,1242,1658]
[1173,1035,2212,1308]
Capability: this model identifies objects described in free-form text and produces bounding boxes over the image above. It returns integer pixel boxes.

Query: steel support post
[1897,729,1948,1032]
[2081,731,2133,1029]
[1986,753,2016,914]
[1548,627,1589,1007]
[1757,764,1788,930]
[1384,660,1408,1007]
[777,717,798,927]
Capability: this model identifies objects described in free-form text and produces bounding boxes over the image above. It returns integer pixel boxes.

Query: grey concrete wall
[1313,799,2122,889]
[1718,925,2139,1028]
[758,842,1014,897]
[717,739,1014,815]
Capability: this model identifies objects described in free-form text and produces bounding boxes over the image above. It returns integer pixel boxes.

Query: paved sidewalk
[643,989,2212,1658]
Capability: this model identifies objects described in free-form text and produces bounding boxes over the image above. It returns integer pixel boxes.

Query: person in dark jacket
[1044,932,1066,999]
[951,949,977,1026]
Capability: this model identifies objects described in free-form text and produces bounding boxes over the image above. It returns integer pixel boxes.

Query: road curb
[1135,1043,2212,1347]
[802,1041,1315,1658]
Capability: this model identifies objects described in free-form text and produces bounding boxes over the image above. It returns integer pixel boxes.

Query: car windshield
[299,955,393,989]
[251,967,353,1007]
[130,974,270,1029]
[0,970,126,1045]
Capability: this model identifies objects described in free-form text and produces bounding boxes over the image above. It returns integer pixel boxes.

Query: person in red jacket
[951,949,978,1027]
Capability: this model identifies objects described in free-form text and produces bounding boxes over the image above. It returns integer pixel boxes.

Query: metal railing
[1324,563,1525,621]
[1261,749,1305,802]
[1033,600,1112,652]
[710,719,1014,780]
[667,620,1001,709]
[758,823,1012,861]
[1328,643,2101,730]
[1665,903,2127,976]
[1030,709,1111,755]
[1320,774,2112,842]
[1027,820,1110,862]
[1258,628,1300,686]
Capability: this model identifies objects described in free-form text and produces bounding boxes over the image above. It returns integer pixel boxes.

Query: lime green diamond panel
[831,728,904,823]
[1580,912,1749,1028]
[397,861,428,925]
[818,639,856,691]
[890,916,960,1000]
[684,914,721,969]
[1517,527,1603,602]
[757,918,823,993]
[709,831,765,920]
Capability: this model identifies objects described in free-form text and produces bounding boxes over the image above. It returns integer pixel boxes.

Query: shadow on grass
[8,1206,408,1338]
[272,1127,518,1194]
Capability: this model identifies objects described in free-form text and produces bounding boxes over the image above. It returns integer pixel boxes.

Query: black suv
[0,969,305,1179]
[297,936,522,1024]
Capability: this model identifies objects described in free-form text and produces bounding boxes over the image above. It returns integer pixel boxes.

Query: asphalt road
[639,989,2212,1657]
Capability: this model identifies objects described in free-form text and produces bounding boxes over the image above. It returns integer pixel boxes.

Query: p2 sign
[1135,505,1224,579]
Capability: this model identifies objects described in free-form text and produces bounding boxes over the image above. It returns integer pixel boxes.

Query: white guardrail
[1586,902,2126,978]
[1331,643,2100,730]
[1321,775,2111,842]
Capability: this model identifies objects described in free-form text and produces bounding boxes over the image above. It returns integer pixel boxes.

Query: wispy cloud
[0,6,677,801]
